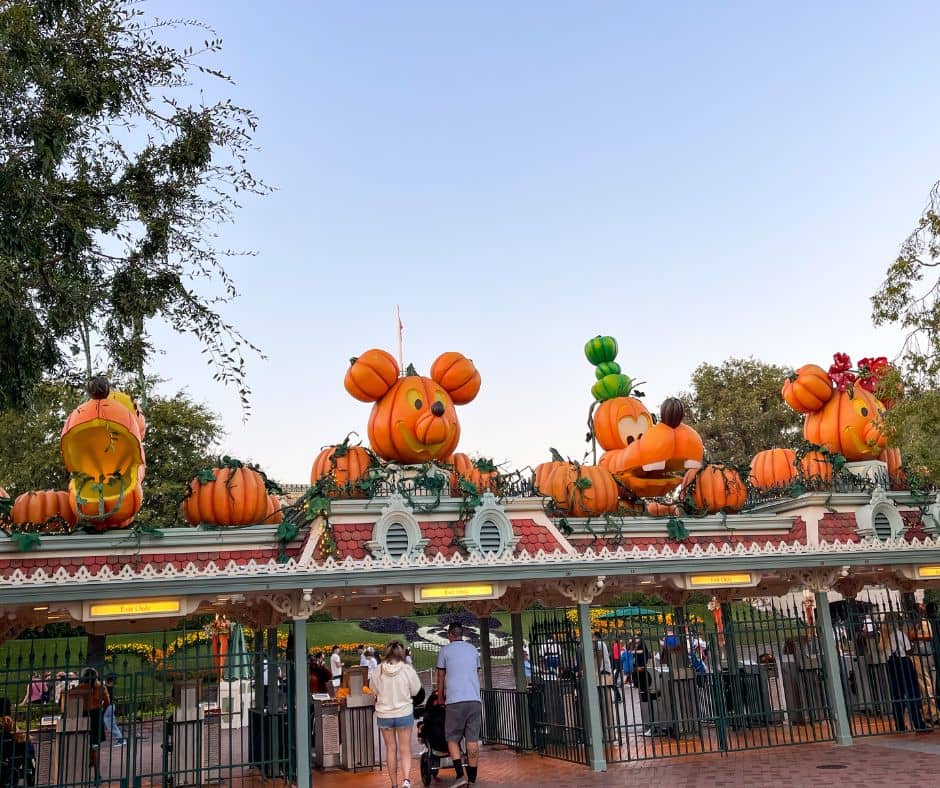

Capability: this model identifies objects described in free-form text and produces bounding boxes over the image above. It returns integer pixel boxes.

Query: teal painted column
[293,618,312,787]
[576,603,607,772]
[511,612,526,690]
[479,618,493,690]
[814,591,852,746]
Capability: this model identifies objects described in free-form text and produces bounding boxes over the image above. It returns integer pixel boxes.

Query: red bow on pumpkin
[828,353,893,394]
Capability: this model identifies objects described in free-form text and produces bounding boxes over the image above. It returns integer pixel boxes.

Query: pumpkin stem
[549,447,565,462]
[86,375,111,400]
[405,362,418,377]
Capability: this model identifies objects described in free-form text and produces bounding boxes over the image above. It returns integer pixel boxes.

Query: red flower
[830,352,852,373]
[829,370,856,392]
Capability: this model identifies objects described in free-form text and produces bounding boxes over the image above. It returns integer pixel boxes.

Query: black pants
[887,654,925,731]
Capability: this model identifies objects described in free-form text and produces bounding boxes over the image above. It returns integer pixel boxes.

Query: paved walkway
[315,735,940,787]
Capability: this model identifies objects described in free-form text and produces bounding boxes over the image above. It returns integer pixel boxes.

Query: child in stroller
[415,691,462,786]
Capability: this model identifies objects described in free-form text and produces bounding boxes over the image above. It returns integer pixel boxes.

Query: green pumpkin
[584,335,618,365]
[592,373,632,402]
[594,361,621,379]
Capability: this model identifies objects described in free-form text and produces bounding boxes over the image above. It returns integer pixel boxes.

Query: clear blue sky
[146,1,937,482]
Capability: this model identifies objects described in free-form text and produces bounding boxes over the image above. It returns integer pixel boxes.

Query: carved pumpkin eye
[406,390,423,410]
[852,399,869,418]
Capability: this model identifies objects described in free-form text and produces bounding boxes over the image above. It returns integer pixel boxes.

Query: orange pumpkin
[344,349,400,402]
[803,388,886,461]
[448,453,499,494]
[797,450,833,484]
[60,380,146,530]
[12,490,77,527]
[749,448,798,491]
[681,465,746,514]
[880,447,907,491]
[593,396,652,451]
[70,481,144,531]
[533,460,619,517]
[347,349,481,464]
[430,352,482,405]
[263,494,283,524]
[646,501,679,517]
[183,466,269,526]
[782,365,833,413]
[601,398,704,498]
[310,440,374,496]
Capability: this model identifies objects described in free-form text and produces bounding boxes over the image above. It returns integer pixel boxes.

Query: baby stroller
[415,692,463,786]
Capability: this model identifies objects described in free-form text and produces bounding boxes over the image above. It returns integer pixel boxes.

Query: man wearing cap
[436,623,481,787]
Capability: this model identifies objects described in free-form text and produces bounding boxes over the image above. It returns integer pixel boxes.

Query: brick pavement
[313,735,940,787]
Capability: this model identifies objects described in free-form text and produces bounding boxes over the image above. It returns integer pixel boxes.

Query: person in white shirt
[371,641,421,788]
[365,648,379,679]
[330,645,343,688]
[357,645,368,667]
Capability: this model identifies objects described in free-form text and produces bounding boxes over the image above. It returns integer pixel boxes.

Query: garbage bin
[313,699,341,769]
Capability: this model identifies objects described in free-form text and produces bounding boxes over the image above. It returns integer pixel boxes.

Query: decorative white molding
[364,495,429,560]
[460,493,520,558]
[786,566,850,593]
[856,487,904,540]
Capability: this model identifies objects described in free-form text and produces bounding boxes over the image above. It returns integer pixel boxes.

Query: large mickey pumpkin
[345,350,481,463]
[601,398,704,498]
[593,396,652,451]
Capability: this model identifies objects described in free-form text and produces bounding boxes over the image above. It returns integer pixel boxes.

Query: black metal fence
[0,626,295,787]
[832,592,940,737]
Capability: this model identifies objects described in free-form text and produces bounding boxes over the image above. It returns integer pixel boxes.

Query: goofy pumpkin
[781,353,890,461]
[344,349,481,463]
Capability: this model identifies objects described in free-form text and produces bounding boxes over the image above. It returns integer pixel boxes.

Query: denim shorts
[377,714,414,729]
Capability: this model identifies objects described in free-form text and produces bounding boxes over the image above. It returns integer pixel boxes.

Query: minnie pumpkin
[781,355,888,462]
[344,349,481,463]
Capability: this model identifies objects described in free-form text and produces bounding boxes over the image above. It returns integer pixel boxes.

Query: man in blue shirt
[436,623,481,787]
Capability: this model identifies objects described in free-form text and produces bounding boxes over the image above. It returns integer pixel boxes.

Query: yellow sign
[417,583,496,602]
[688,573,754,588]
[88,599,181,619]
[918,566,940,579]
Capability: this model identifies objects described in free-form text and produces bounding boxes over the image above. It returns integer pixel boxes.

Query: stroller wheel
[420,750,432,787]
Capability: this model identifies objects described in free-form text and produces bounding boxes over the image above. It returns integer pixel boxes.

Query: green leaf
[12,532,41,552]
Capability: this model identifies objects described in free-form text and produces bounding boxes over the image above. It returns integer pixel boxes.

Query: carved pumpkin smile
[600,398,704,498]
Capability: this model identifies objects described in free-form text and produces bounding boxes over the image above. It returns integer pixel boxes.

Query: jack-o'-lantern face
[600,398,704,498]
[368,376,460,463]
[593,396,652,451]
[804,388,886,461]
[344,350,481,464]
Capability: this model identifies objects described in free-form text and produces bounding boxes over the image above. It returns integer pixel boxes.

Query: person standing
[63,668,110,777]
[594,631,618,703]
[611,638,623,692]
[357,644,368,668]
[371,641,422,788]
[330,645,343,688]
[436,623,482,787]
[365,648,379,680]
[308,652,334,696]
[102,674,125,746]
[883,618,928,732]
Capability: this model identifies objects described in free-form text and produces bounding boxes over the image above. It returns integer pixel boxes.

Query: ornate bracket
[500,585,546,613]
[365,495,429,560]
[786,566,850,593]
[833,574,866,600]
[558,576,606,605]
[267,589,331,621]
[880,573,919,594]
[464,600,498,619]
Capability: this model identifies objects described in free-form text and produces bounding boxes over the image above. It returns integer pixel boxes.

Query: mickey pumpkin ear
[430,352,481,405]
[781,364,833,414]
[344,349,400,402]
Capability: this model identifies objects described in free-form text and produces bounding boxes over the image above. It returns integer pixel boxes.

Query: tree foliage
[680,358,802,468]
[872,180,940,481]
[0,0,267,411]
[0,381,222,525]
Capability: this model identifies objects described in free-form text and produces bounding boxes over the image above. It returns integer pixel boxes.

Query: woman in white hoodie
[370,640,422,788]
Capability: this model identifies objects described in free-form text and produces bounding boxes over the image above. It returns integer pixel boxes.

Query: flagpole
[396,305,404,372]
